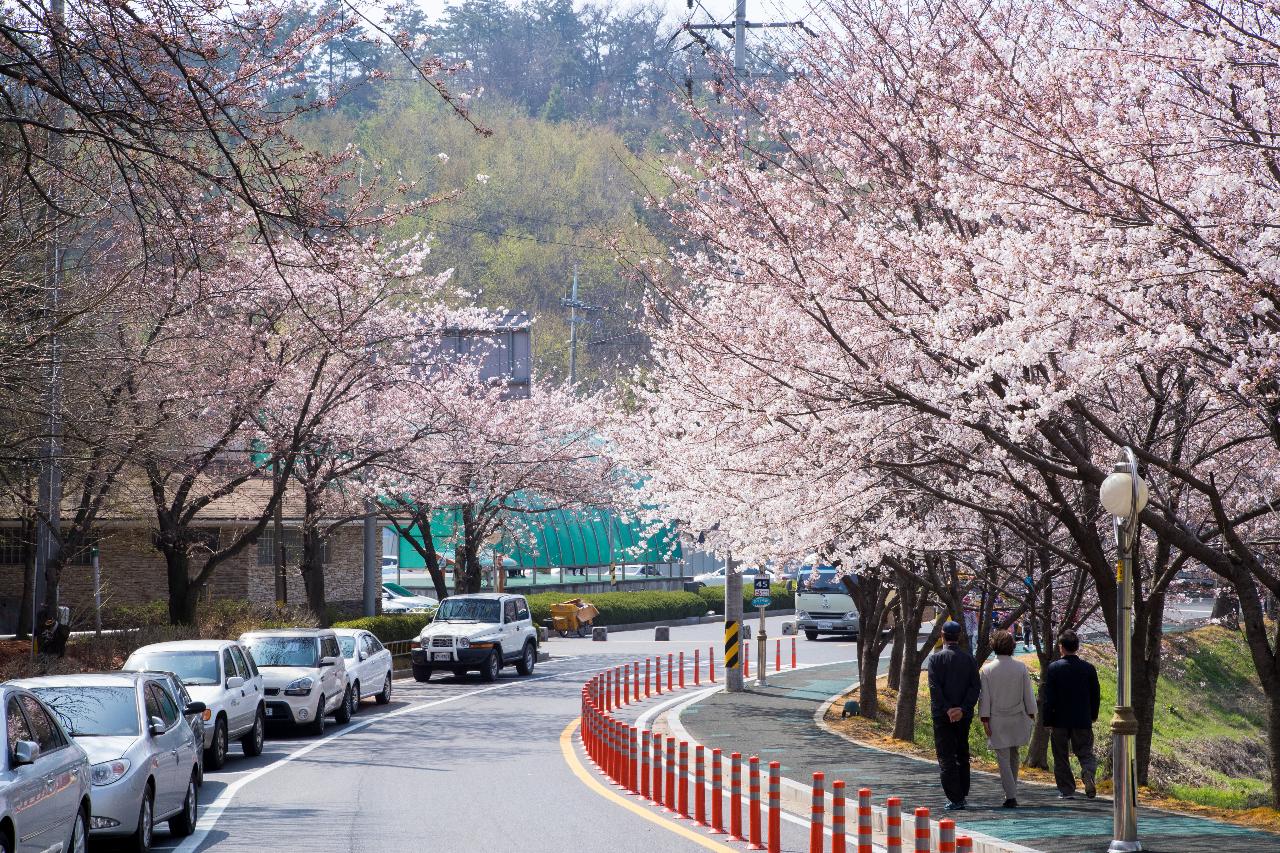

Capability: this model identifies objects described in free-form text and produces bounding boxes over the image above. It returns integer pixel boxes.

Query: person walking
[979,630,1037,808]
[927,620,981,810]
[1042,629,1101,799]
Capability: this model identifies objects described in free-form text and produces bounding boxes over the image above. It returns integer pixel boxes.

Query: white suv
[240,630,353,736]
[123,639,266,769]
[411,594,537,682]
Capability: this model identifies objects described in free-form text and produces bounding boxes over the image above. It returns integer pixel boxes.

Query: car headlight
[844,611,858,620]
[284,676,314,696]
[91,759,130,787]
[456,637,471,649]
[420,638,430,650]
[797,610,809,619]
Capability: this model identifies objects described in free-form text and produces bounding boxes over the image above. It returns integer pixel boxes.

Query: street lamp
[1099,447,1147,853]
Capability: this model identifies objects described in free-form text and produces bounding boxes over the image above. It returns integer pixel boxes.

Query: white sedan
[692,567,773,588]
[333,629,394,708]
[383,582,439,612]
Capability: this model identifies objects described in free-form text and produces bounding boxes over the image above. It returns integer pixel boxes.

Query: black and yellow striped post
[724,619,741,675]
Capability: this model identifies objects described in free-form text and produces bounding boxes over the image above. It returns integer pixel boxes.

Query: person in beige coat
[979,630,1037,807]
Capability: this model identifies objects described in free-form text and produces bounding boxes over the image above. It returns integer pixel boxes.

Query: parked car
[411,593,537,683]
[0,684,92,853]
[691,566,778,589]
[240,629,353,736]
[13,672,203,851]
[122,640,266,770]
[134,671,204,784]
[796,567,859,641]
[382,582,438,612]
[333,628,394,708]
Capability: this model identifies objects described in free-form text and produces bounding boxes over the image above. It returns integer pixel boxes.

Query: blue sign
[751,595,772,607]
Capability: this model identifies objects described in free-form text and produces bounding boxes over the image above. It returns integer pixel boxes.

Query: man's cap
[942,620,963,639]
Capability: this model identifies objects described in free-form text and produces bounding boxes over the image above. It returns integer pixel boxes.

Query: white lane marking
[173,659,603,853]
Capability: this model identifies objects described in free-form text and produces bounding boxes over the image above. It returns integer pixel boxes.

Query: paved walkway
[678,661,1280,853]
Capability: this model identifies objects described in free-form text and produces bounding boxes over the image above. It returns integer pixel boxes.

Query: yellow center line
[559,718,738,852]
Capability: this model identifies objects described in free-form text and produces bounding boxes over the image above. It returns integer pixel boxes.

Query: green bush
[525,590,707,627]
[333,613,434,643]
[697,583,795,615]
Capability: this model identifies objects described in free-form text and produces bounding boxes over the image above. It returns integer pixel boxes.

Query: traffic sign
[752,577,771,608]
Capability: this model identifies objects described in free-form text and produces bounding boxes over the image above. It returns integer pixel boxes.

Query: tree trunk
[16,516,35,638]
[300,519,328,627]
[456,507,483,594]
[1227,570,1280,806]
[887,619,905,692]
[1025,646,1056,768]
[893,619,942,741]
[162,545,196,626]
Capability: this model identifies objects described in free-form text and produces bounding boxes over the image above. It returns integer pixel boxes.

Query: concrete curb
[665,671,1043,853]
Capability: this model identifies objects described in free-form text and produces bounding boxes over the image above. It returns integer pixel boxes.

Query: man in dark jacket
[926,620,981,809]
[1042,629,1101,798]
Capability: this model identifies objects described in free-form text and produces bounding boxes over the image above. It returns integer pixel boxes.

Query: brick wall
[0,521,377,627]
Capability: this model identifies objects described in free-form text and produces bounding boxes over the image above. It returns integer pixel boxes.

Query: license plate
[432,652,452,661]
[264,707,275,717]
[816,621,833,630]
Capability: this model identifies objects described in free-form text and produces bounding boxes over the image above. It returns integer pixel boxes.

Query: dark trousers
[1050,727,1098,794]
[932,715,972,804]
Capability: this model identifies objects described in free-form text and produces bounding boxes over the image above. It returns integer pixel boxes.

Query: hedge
[332,613,434,643]
[525,590,708,627]
[697,583,795,615]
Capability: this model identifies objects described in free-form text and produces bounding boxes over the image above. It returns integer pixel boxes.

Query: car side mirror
[184,701,206,716]
[320,656,337,667]
[225,676,245,690]
[148,716,167,736]
[12,740,39,766]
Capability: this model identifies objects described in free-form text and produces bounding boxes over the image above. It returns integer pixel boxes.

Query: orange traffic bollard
[939,819,956,853]
[668,653,674,691]
[679,741,690,819]
[886,797,903,853]
[914,808,930,853]
[680,651,686,688]
[695,745,707,825]
[711,748,725,833]
[957,837,974,852]
[640,730,651,799]
[809,772,826,853]
[767,761,782,853]
[831,781,846,853]
[710,645,717,681]
[651,732,663,805]
[856,788,872,853]
[791,636,797,669]
[623,665,630,705]
[695,648,701,685]
[730,752,744,840]
[749,756,763,850]
[665,736,677,812]
[775,638,781,673]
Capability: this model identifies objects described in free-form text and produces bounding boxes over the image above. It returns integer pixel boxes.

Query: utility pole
[34,0,67,652]
[683,0,815,80]
[560,263,599,386]
[725,552,744,692]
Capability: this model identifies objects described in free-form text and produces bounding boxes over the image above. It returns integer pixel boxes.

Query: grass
[826,625,1279,831]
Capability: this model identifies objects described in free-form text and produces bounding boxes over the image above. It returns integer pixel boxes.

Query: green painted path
[678,659,1280,853]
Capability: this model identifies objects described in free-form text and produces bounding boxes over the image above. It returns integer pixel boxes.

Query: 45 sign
[751,577,772,608]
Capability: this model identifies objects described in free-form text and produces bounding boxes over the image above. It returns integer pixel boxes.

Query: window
[245,637,318,668]
[0,530,26,566]
[239,645,259,678]
[34,687,138,737]
[151,685,179,727]
[338,636,357,659]
[20,695,65,752]
[256,528,327,566]
[229,646,251,680]
[7,698,33,760]
[515,598,530,622]
[123,651,219,686]
[321,637,340,659]
[503,600,518,624]
[222,649,236,683]
[144,685,162,722]
[362,634,380,656]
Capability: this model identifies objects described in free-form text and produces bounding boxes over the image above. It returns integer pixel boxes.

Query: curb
[665,670,1043,853]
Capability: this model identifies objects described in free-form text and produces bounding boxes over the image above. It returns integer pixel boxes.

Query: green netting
[395,505,680,569]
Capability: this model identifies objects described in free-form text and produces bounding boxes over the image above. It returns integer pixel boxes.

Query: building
[424,312,532,400]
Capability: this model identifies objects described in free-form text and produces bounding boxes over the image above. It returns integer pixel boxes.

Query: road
[137,604,1218,853]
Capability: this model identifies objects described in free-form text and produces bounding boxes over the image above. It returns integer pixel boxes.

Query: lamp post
[1099,447,1148,853]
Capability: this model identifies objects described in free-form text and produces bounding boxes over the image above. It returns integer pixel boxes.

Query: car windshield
[801,571,848,593]
[245,637,319,668]
[33,686,138,737]
[435,598,500,623]
[124,651,220,686]
[338,637,357,659]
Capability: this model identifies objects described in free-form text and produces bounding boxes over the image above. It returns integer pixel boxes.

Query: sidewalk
[676,661,1279,853]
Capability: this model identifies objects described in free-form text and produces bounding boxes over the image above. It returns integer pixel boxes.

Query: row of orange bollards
[582,645,976,853]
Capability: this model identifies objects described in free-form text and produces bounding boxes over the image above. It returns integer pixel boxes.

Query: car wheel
[241,707,264,757]
[376,674,392,705]
[479,649,500,682]
[169,772,199,836]
[413,665,432,683]
[516,642,536,676]
[306,696,325,736]
[68,806,86,853]
[204,717,228,770]
[349,681,360,715]
[805,630,819,641]
[131,786,154,852]
[335,687,353,724]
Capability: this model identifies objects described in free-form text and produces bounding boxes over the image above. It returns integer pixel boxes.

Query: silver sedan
[13,672,203,852]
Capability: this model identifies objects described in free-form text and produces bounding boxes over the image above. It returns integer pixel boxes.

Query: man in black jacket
[1042,629,1101,798]
[926,620,981,809]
